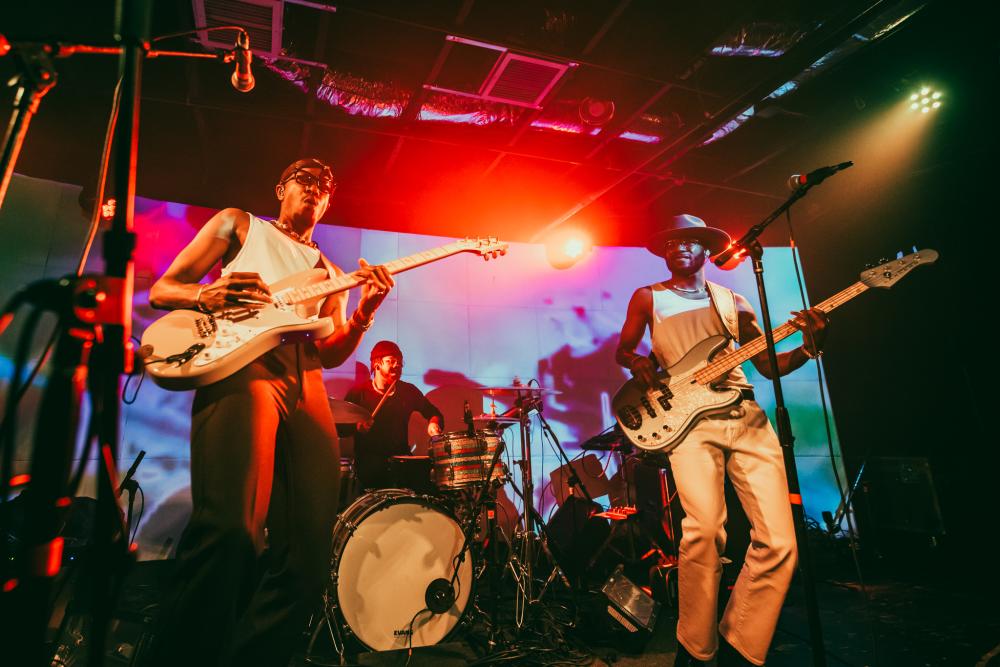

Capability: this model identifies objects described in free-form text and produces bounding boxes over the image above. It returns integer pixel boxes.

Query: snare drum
[428,429,505,490]
[327,490,473,651]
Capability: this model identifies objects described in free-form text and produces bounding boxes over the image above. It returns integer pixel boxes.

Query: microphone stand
[118,450,146,541]
[0,3,157,663]
[713,179,833,667]
[532,398,594,504]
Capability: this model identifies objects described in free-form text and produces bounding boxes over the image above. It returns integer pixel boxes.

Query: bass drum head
[333,491,473,651]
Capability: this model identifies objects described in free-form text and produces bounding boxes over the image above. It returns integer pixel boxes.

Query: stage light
[908,86,942,113]
[545,228,593,270]
[564,237,586,259]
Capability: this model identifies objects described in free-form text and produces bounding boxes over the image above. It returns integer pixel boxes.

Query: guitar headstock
[860,249,938,289]
[456,237,509,261]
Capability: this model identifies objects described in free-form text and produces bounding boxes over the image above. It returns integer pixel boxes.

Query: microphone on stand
[463,400,475,437]
[117,449,146,494]
[787,161,853,190]
[230,31,255,93]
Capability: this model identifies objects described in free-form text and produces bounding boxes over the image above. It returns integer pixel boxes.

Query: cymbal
[472,413,521,424]
[480,385,561,397]
[328,398,372,424]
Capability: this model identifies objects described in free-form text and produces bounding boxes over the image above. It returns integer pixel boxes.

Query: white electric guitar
[611,249,937,454]
[141,237,508,390]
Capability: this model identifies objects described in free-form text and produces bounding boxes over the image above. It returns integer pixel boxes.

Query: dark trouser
[150,345,340,667]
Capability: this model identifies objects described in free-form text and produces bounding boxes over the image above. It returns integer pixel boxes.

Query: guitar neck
[693,280,870,385]
[282,243,468,305]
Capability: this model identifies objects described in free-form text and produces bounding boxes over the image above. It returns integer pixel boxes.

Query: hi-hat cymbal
[480,385,561,397]
[328,398,372,424]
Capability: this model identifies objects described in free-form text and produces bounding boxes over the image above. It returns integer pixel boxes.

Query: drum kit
[312,383,573,661]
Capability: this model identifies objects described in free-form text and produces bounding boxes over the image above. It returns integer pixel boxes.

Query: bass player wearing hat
[615,214,829,667]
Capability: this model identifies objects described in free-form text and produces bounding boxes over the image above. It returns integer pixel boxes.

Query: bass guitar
[611,249,937,453]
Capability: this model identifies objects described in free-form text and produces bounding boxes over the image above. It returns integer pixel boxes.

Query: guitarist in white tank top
[616,215,829,667]
[147,159,394,667]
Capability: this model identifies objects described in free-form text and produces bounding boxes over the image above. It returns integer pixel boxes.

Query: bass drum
[328,490,473,651]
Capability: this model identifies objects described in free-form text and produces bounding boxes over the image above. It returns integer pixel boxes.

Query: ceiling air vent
[480,53,571,108]
[192,0,284,57]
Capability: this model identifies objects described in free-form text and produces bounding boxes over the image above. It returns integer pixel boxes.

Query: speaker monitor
[601,564,660,634]
[864,457,945,535]
[545,495,609,580]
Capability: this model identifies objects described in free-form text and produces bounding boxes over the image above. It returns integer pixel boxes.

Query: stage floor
[292,569,1000,666]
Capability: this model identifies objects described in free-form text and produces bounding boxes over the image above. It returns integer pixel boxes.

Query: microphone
[117,449,146,494]
[463,400,475,437]
[425,578,456,614]
[230,31,255,93]
[787,161,853,190]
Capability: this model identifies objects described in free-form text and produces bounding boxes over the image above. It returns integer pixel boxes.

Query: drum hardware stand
[503,478,571,604]
[305,592,348,666]
[511,391,585,600]
[442,436,507,619]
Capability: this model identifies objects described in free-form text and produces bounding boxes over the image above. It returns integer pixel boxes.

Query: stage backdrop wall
[1,173,845,559]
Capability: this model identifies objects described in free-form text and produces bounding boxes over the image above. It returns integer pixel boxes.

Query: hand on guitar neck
[354,258,395,319]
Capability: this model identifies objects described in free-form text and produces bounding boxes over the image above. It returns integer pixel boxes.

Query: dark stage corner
[0,1,996,666]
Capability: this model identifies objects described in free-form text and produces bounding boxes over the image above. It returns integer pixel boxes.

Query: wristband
[802,345,822,360]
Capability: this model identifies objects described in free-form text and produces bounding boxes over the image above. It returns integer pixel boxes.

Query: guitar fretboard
[693,280,870,385]
[281,244,465,305]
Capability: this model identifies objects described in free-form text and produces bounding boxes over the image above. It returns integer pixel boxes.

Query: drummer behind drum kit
[313,382,578,661]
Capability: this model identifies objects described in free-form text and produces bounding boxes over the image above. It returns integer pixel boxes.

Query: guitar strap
[705,280,740,342]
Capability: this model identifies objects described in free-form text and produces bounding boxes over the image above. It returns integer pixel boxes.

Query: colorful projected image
[0,175,844,561]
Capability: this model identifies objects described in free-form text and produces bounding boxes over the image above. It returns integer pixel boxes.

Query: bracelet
[195,285,210,313]
[802,345,822,360]
[350,310,374,332]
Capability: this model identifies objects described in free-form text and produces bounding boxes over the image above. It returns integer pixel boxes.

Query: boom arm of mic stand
[534,408,595,504]
[713,184,811,268]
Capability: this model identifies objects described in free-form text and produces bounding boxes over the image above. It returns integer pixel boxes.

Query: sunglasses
[283,170,336,194]
[664,238,704,250]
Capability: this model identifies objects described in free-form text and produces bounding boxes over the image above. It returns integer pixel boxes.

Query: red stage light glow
[9,473,30,487]
[545,229,593,270]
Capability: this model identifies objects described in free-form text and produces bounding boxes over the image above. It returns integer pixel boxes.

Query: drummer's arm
[418,392,444,436]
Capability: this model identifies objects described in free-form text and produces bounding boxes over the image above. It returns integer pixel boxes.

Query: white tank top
[223,215,321,284]
[649,283,749,387]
